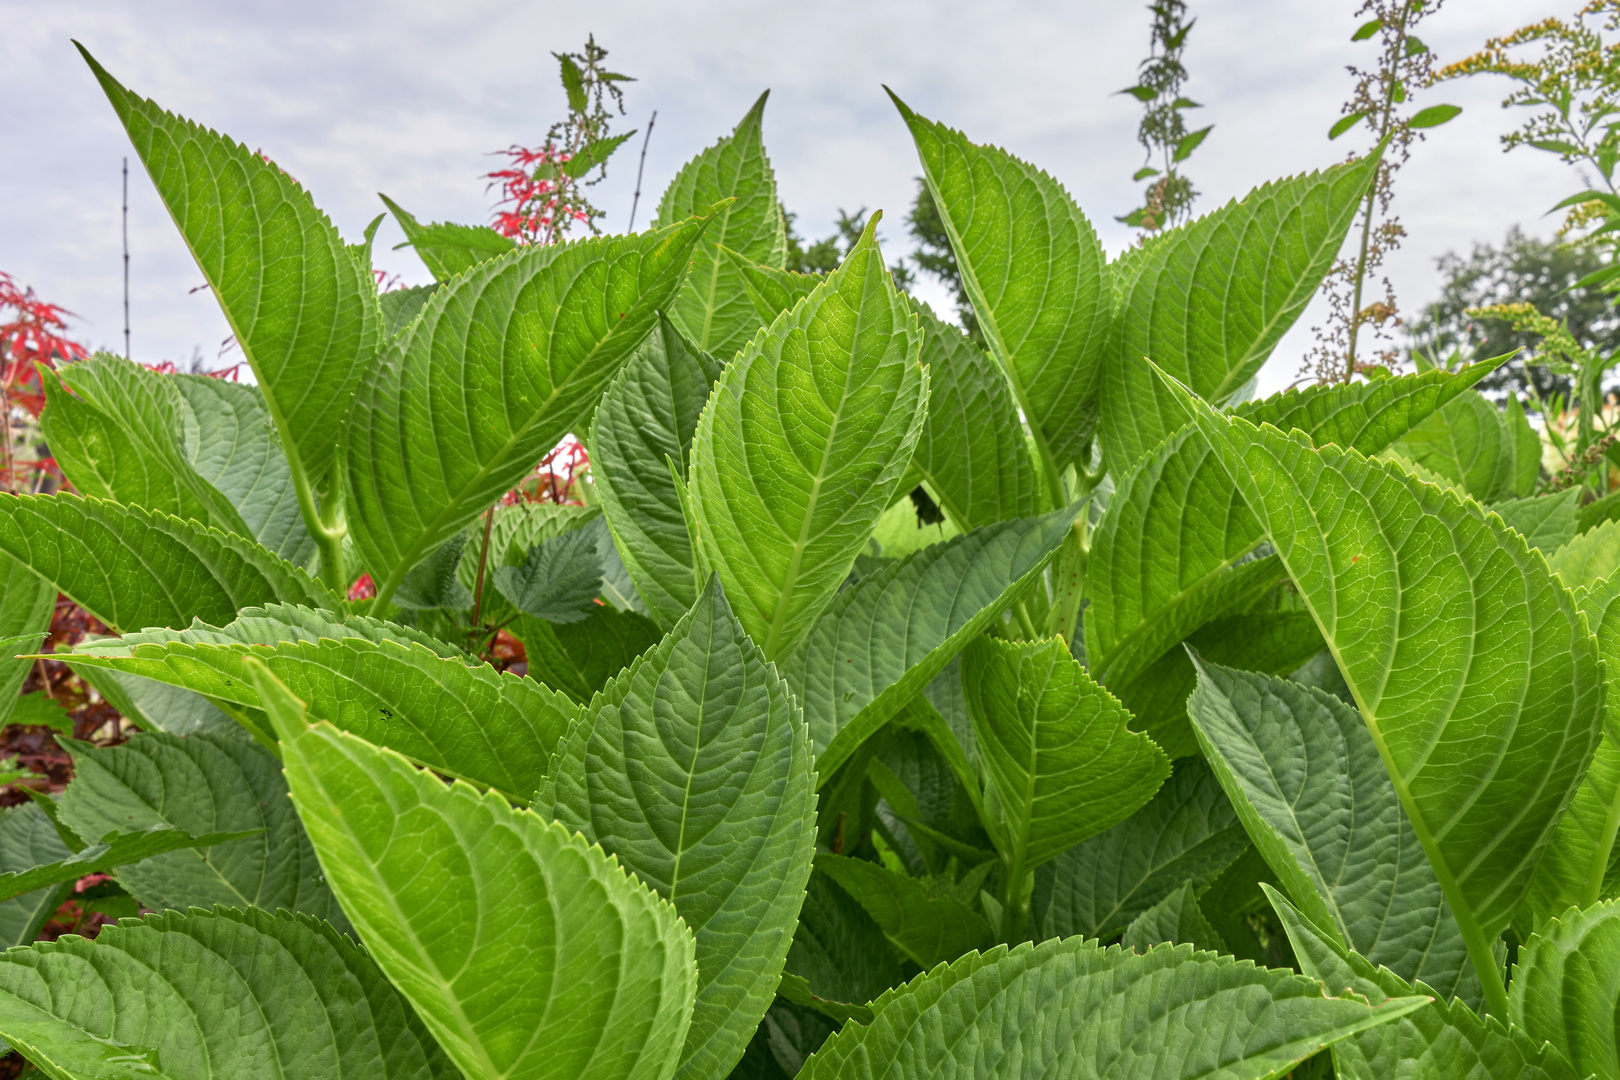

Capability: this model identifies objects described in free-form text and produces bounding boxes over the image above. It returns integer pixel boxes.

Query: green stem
[1013,601,1040,642]
[998,848,1029,944]
[469,505,497,634]
[290,455,347,596]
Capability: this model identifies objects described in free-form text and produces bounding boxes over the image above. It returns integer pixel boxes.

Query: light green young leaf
[890,91,1109,477]
[380,193,516,282]
[908,301,1043,530]
[1268,886,1577,1080]
[0,906,458,1080]
[542,578,817,1080]
[1510,898,1620,1080]
[0,493,333,633]
[172,373,316,564]
[1393,389,1540,503]
[0,805,73,949]
[42,354,250,538]
[1166,372,1605,1014]
[0,555,56,728]
[67,630,572,802]
[1100,151,1382,470]
[1119,881,1225,954]
[348,212,718,612]
[0,824,257,905]
[81,46,382,484]
[784,871,905,1011]
[1521,570,1620,926]
[69,601,463,660]
[801,935,1426,1080]
[592,313,724,628]
[1088,345,1498,689]
[1187,658,1476,1002]
[719,246,823,330]
[513,606,662,704]
[965,636,1169,872]
[1111,611,1324,759]
[59,730,344,925]
[655,93,787,359]
[1033,758,1248,941]
[1490,489,1580,553]
[780,507,1077,782]
[261,663,697,1080]
[1550,517,1620,589]
[686,216,926,660]
[815,853,993,970]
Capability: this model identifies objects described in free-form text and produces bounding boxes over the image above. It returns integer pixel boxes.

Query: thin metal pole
[627,111,657,232]
[122,157,130,361]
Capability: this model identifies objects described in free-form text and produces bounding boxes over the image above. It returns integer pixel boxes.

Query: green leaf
[1100,150,1382,471]
[172,373,316,564]
[493,527,603,623]
[686,216,926,660]
[0,554,56,728]
[1089,361,1505,689]
[261,662,697,1080]
[780,507,1078,782]
[455,502,600,592]
[59,730,345,924]
[814,854,993,969]
[907,301,1043,530]
[1269,886,1577,1080]
[67,617,573,802]
[42,354,250,538]
[1510,899,1620,1080]
[71,664,238,739]
[379,283,436,337]
[348,212,719,612]
[1172,124,1212,162]
[0,824,258,905]
[656,93,787,359]
[1329,111,1368,139]
[393,532,474,611]
[774,973,874,1026]
[0,493,332,634]
[514,606,662,704]
[380,193,517,283]
[965,636,1169,871]
[1409,104,1462,129]
[1579,490,1620,534]
[800,935,1427,1080]
[1111,611,1324,759]
[0,804,73,949]
[1352,18,1382,40]
[0,906,458,1080]
[890,90,1110,476]
[1187,658,1477,1002]
[1163,369,1606,1015]
[719,247,824,331]
[593,313,724,629]
[541,578,817,1080]
[1550,517,1620,589]
[784,870,905,1010]
[1393,389,1539,502]
[1120,881,1225,954]
[562,130,637,179]
[80,46,381,484]
[1032,757,1247,940]
[1491,489,1580,552]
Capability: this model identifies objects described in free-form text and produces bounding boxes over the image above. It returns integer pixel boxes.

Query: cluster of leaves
[1117,0,1212,233]
[7,37,1620,1080]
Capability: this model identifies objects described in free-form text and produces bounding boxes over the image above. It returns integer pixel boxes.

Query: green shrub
[0,42,1611,1080]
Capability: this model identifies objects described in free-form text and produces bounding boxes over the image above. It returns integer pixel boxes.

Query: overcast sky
[1,0,1579,395]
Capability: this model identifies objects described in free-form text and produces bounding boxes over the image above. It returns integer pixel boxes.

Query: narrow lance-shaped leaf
[0,907,459,1080]
[349,211,719,611]
[0,824,258,905]
[540,578,817,1080]
[257,661,698,1080]
[686,215,927,660]
[1268,886,1578,1080]
[79,45,382,485]
[655,93,788,359]
[1159,363,1606,1016]
[593,313,724,628]
[1187,657,1477,1004]
[380,193,516,282]
[801,936,1427,1080]
[1100,149,1382,470]
[780,506,1078,783]
[890,90,1109,480]
[0,493,333,634]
